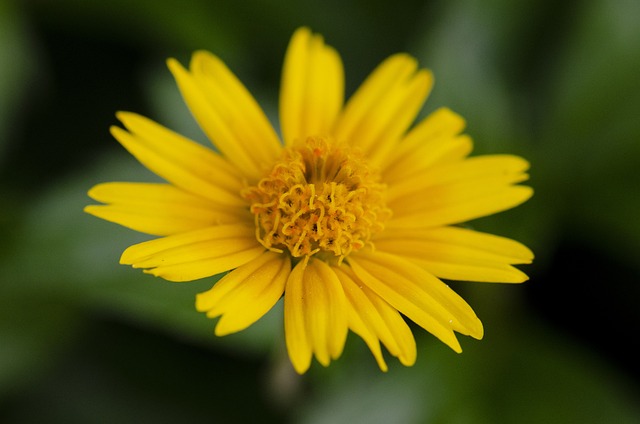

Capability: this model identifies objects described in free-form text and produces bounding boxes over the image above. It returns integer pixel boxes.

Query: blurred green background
[1,0,639,422]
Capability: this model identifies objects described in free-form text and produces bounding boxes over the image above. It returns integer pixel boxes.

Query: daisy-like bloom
[85,28,533,374]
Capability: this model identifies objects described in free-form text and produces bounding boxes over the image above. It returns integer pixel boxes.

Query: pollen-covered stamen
[242,136,391,260]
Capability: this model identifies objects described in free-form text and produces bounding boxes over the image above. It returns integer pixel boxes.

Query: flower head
[85,28,533,373]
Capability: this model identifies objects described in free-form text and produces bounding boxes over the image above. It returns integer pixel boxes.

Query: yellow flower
[85,28,533,374]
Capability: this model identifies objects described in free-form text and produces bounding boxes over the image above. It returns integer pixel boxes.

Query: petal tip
[214,320,236,337]
[292,26,312,40]
[166,57,180,69]
[109,124,126,139]
[114,111,130,122]
[194,293,209,312]
[290,356,312,375]
[166,58,187,79]
[119,248,136,265]
[473,320,484,340]
[399,354,416,367]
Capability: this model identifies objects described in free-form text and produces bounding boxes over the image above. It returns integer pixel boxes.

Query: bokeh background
[1,0,639,422]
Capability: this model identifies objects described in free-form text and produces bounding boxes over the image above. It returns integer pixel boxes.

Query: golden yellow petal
[119,224,264,282]
[384,135,473,184]
[335,54,417,137]
[195,252,290,336]
[383,107,467,175]
[215,256,289,334]
[132,238,259,269]
[284,259,313,374]
[189,51,282,166]
[280,27,344,145]
[85,182,246,236]
[334,266,418,370]
[341,302,388,371]
[348,251,484,352]
[404,106,466,142]
[116,111,241,181]
[284,258,348,373]
[349,258,462,352]
[374,227,533,283]
[143,246,264,282]
[415,261,528,283]
[121,224,254,262]
[85,204,222,237]
[333,266,387,371]
[357,69,433,167]
[88,182,213,207]
[367,284,417,366]
[196,252,275,311]
[305,259,349,366]
[334,54,433,164]
[389,185,533,229]
[167,58,267,180]
[111,116,244,206]
[376,226,534,263]
[388,155,530,202]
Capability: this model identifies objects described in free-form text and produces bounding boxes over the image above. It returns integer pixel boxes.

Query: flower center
[242,136,391,261]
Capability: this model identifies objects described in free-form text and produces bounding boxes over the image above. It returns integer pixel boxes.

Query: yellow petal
[132,238,259,269]
[375,226,533,283]
[195,251,283,310]
[304,259,348,366]
[85,182,247,236]
[121,223,254,262]
[423,154,529,185]
[195,252,290,336]
[284,258,348,373]
[383,107,468,179]
[348,251,484,353]
[120,224,264,282]
[334,266,417,370]
[414,261,528,283]
[284,259,312,373]
[334,54,433,164]
[404,106,466,143]
[335,54,417,138]
[343,305,388,371]
[117,112,241,181]
[280,27,344,145]
[376,226,534,263]
[333,266,387,371]
[168,58,274,180]
[388,184,533,229]
[111,114,244,206]
[384,135,473,184]
[142,246,264,282]
[388,155,530,202]
[189,51,282,166]
[368,283,417,366]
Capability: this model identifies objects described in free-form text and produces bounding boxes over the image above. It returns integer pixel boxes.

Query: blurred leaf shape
[409,1,545,259]
[298,316,640,424]
[26,0,240,55]
[0,2,39,164]
[0,294,84,396]
[539,0,640,266]
[1,153,281,364]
